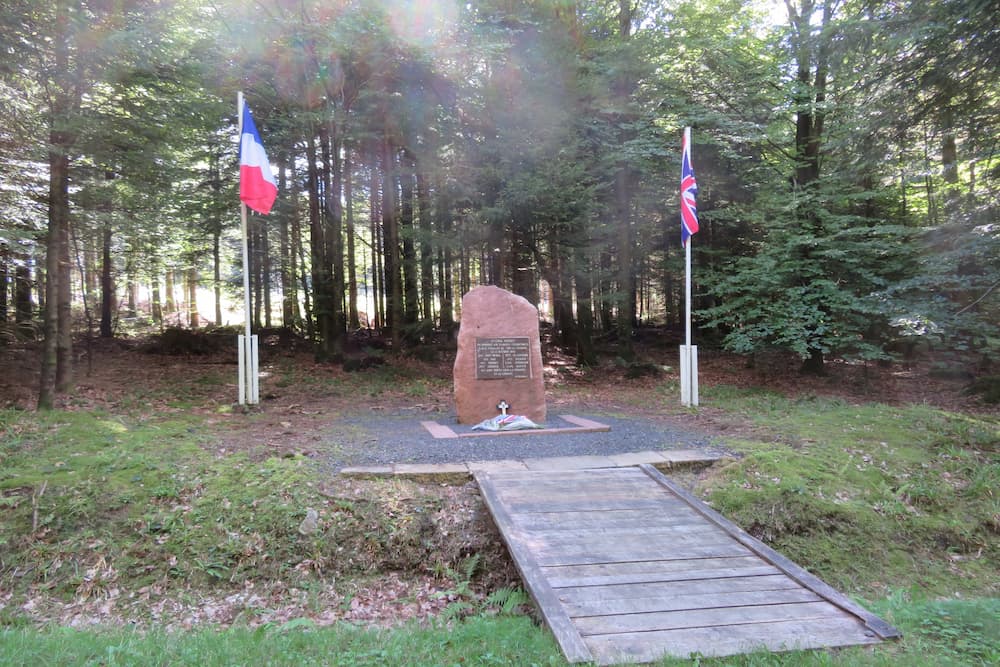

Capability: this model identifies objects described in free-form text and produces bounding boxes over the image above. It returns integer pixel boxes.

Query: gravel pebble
[325,405,724,471]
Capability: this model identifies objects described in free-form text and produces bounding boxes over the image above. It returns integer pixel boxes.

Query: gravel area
[324,405,725,471]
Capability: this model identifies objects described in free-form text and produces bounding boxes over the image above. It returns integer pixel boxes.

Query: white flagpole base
[250,334,259,404]
[680,344,699,407]
[238,334,260,405]
[238,335,247,405]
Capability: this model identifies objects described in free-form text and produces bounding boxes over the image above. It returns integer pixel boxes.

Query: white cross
[497,400,510,416]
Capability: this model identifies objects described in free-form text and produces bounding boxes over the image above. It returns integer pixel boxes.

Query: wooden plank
[584,616,881,665]
[564,588,822,617]
[487,476,664,493]
[492,486,670,504]
[473,471,593,664]
[484,468,647,483]
[512,522,728,546]
[503,497,688,513]
[545,555,774,578]
[510,508,704,531]
[557,574,802,604]
[639,464,903,640]
[476,466,896,664]
[488,469,645,482]
[534,537,753,566]
[575,600,847,636]
[546,563,782,588]
[543,555,770,580]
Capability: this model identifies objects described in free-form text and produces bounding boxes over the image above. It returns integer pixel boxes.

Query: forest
[1,0,997,408]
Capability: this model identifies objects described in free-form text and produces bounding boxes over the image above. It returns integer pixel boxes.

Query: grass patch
[2,596,997,666]
[0,616,564,666]
[696,386,999,597]
[0,408,511,616]
[2,363,997,665]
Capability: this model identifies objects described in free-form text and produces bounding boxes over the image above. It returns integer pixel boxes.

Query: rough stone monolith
[453,286,546,425]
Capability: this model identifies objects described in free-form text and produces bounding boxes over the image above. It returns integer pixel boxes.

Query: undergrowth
[1,369,997,666]
[0,615,564,666]
[0,408,511,622]
[697,386,998,597]
[1,595,996,666]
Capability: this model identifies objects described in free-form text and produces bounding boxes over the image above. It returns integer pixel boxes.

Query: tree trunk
[84,235,97,311]
[213,229,222,326]
[40,1,73,409]
[664,260,675,328]
[416,168,434,323]
[278,154,292,328]
[369,151,383,330]
[0,244,8,323]
[151,271,162,327]
[344,145,359,330]
[40,144,68,406]
[612,0,635,359]
[436,179,454,333]
[615,199,636,340]
[125,255,137,318]
[292,176,311,339]
[800,347,826,375]
[15,258,32,324]
[549,258,577,350]
[55,181,73,394]
[263,217,272,329]
[574,245,596,365]
[317,121,344,359]
[39,232,59,409]
[187,266,199,329]
[510,217,537,305]
[787,0,834,374]
[165,269,176,314]
[100,223,114,337]
[400,152,419,329]
[307,132,332,358]
[327,120,345,354]
[459,237,470,304]
[251,220,262,329]
[382,138,402,351]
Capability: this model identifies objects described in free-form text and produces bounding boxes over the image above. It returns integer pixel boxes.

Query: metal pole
[237,91,256,404]
[680,127,699,407]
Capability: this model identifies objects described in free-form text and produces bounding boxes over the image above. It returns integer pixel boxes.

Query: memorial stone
[453,286,546,424]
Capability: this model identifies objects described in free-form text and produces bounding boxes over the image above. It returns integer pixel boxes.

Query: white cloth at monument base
[470,415,544,431]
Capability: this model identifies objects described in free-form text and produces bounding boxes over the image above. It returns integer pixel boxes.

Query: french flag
[239,102,277,215]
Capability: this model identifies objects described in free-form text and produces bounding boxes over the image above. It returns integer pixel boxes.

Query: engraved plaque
[475,337,531,380]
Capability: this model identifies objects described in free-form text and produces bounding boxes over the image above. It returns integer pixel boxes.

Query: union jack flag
[681,127,699,246]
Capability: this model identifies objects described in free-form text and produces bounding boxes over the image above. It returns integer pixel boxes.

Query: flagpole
[237,91,258,405]
[680,126,699,407]
[685,233,692,351]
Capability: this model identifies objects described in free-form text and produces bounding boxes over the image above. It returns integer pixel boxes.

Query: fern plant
[483,586,530,616]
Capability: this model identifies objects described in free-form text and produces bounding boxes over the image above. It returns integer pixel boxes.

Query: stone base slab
[421,414,611,439]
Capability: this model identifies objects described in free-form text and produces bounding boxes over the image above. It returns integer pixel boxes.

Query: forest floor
[0,327,987,452]
[0,329,996,642]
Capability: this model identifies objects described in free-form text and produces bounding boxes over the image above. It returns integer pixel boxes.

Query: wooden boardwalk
[474,464,899,665]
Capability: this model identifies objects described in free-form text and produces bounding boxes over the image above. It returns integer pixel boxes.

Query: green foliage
[482,586,531,617]
[887,596,1000,665]
[702,180,916,365]
[698,387,1000,597]
[886,222,1000,361]
[966,376,1000,405]
[0,407,495,600]
[0,616,565,667]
